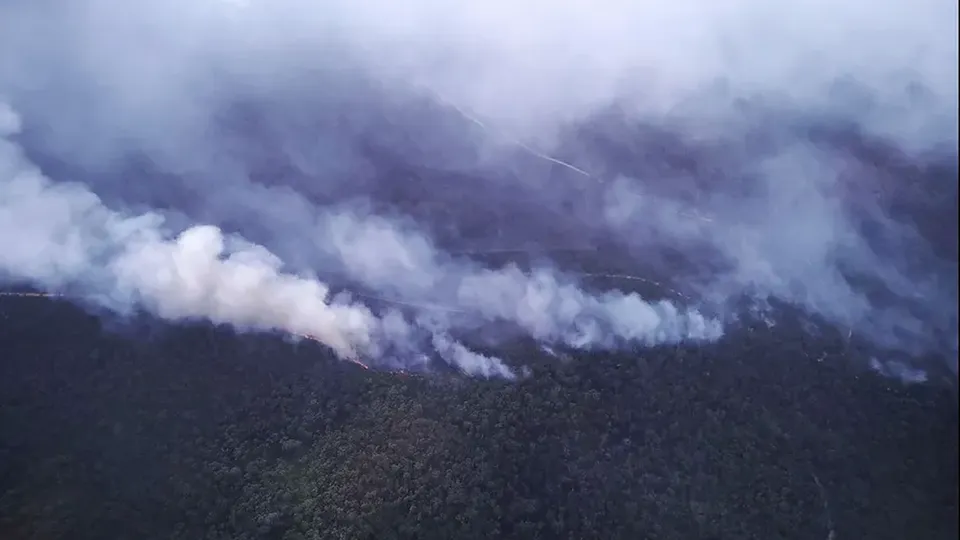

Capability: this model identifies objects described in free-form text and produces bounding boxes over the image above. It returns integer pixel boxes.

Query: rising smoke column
[0,100,521,377]
[0,101,371,361]
[1,0,955,377]
[596,138,958,362]
[315,208,723,348]
[1,99,723,379]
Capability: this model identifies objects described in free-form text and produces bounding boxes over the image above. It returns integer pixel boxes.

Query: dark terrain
[0,293,956,540]
[2,80,958,540]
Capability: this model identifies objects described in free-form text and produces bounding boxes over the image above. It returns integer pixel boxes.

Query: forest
[1,293,956,540]
[1,1,958,538]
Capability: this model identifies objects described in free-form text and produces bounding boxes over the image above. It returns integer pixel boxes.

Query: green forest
[1,295,957,540]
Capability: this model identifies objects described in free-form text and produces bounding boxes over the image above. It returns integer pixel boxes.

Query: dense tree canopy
[1,295,957,539]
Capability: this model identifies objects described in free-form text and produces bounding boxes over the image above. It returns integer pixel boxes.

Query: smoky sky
[1,0,957,380]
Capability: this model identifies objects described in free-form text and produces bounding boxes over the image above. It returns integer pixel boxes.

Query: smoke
[0,0,956,379]
[0,101,718,377]
[0,104,518,376]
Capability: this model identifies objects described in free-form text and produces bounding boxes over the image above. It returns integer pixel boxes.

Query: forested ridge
[1,295,957,540]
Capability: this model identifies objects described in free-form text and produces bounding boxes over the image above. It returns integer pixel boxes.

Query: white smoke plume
[0,104,368,359]
[0,99,718,378]
[0,102,523,377]
[316,210,721,347]
[0,0,956,379]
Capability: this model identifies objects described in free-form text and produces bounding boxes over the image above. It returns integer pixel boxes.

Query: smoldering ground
[0,0,957,380]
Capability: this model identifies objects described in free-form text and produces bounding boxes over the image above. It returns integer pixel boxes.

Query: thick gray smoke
[0,103,530,376]
[1,0,957,379]
[1,100,720,378]
[0,106,378,359]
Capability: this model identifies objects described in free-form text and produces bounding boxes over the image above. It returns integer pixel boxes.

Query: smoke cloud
[0,0,956,380]
[0,103,718,378]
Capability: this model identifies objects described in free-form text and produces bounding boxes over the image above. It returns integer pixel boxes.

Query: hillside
[1,294,956,540]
